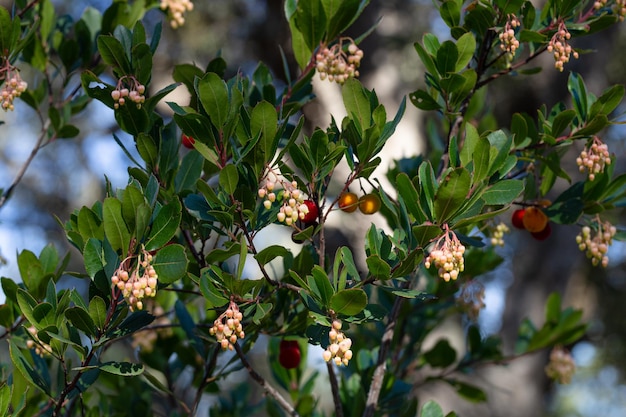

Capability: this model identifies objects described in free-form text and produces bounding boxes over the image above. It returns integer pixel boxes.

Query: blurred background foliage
[0,0,625,416]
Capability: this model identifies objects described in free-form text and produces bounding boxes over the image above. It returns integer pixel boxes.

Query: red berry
[511,209,525,229]
[181,134,195,149]
[531,222,552,241]
[278,340,301,369]
[300,200,319,224]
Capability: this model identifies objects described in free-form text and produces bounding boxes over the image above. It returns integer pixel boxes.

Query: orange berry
[338,192,358,213]
[522,207,549,233]
[358,194,381,215]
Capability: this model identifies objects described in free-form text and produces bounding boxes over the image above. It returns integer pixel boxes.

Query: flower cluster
[545,346,576,384]
[258,168,309,226]
[160,0,194,28]
[322,319,353,366]
[547,21,579,72]
[1,61,28,112]
[595,0,626,21]
[456,280,486,321]
[424,228,466,282]
[490,222,510,246]
[209,300,245,350]
[576,218,617,267]
[576,137,611,181]
[315,39,363,84]
[499,14,521,54]
[111,76,146,109]
[111,248,158,311]
[26,326,53,357]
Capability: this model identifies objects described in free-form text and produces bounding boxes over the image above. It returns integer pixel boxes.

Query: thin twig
[363,290,406,417]
[326,361,344,417]
[0,122,51,211]
[233,342,300,416]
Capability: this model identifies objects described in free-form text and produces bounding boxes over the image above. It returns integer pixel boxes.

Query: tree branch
[233,342,300,416]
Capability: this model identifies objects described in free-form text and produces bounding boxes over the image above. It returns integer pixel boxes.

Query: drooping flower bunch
[490,222,510,247]
[0,59,28,112]
[456,280,486,321]
[209,300,245,350]
[547,21,579,72]
[576,217,617,267]
[545,346,576,384]
[160,0,194,28]
[322,319,353,366]
[258,167,310,226]
[111,75,146,109]
[111,247,158,311]
[424,227,466,282]
[499,14,521,54]
[315,38,363,84]
[594,0,626,21]
[576,136,612,181]
[25,326,53,357]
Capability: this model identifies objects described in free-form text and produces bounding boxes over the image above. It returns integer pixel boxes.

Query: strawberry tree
[0,0,625,416]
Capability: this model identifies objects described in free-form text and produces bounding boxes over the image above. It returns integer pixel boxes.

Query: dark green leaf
[434,168,471,223]
[330,289,368,316]
[423,339,456,368]
[197,72,229,127]
[65,306,97,338]
[102,197,130,255]
[481,180,524,205]
[153,243,188,284]
[145,200,182,251]
[219,164,239,195]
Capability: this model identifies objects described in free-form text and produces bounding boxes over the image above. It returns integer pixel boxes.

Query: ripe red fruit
[278,340,301,369]
[511,209,525,229]
[181,134,195,149]
[531,222,552,241]
[300,200,319,224]
[338,192,358,213]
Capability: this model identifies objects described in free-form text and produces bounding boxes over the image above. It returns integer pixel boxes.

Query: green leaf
[330,289,368,316]
[410,89,441,111]
[219,164,239,195]
[0,6,16,55]
[0,383,10,417]
[294,0,327,50]
[454,33,475,71]
[342,78,371,132]
[17,250,45,297]
[98,361,144,376]
[589,84,624,119]
[396,173,426,222]
[568,72,589,122]
[254,245,292,265]
[153,243,188,284]
[365,255,391,280]
[251,100,278,157]
[434,167,471,223]
[460,122,479,167]
[412,224,443,248]
[16,289,38,328]
[418,161,437,219]
[197,72,229,127]
[322,0,362,40]
[440,1,460,28]
[102,197,131,255]
[145,200,182,251]
[436,41,458,75]
[78,206,104,242]
[414,40,439,77]
[420,400,444,417]
[89,296,107,332]
[65,306,97,338]
[551,109,576,137]
[9,339,51,396]
[97,35,131,73]
[308,266,334,307]
[481,180,523,205]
